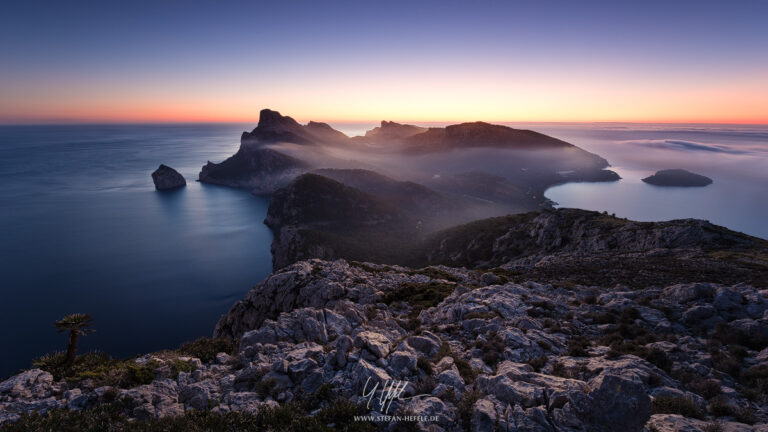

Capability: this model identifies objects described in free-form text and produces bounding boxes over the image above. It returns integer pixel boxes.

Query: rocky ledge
[3,259,768,431]
[151,164,186,190]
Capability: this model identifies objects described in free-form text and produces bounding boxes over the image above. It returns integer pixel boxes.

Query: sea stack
[642,169,713,187]
[151,164,186,190]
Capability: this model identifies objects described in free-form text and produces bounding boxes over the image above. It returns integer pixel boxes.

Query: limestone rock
[151,164,186,190]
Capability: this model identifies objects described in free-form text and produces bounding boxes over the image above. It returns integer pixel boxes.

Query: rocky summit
[3,253,768,431]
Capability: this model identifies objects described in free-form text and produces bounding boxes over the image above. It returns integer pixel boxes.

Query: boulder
[151,164,186,190]
[572,372,651,432]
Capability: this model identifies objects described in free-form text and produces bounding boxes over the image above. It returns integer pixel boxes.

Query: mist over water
[528,123,768,239]
[325,122,767,239]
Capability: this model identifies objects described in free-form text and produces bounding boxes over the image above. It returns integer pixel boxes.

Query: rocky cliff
[5,256,767,431]
[240,109,350,146]
[199,147,309,194]
[265,203,768,289]
[264,173,422,270]
[198,108,620,198]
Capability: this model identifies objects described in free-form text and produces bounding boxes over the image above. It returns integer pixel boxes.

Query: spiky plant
[54,313,94,367]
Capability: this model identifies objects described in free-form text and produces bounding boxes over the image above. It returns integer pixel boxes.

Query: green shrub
[454,357,476,383]
[712,323,768,351]
[416,357,434,375]
[619,307,641,324]
[456,390,484,431]
[651,395,704,419]
[738,364,768,400]
[565,336,591,357]
[476,331,505,367]
[551,362,567,378]
[178,337,237,363]
[585,311,617,324]
[644,348,672,373]
[31,351,193,388]
[708,396,757,424]
[687,378,721,400]
[410,375,436,396]
[527,356,547,372]
[433,342,475,383]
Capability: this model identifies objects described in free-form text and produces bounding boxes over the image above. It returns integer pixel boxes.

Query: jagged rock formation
[642,169,714,187]
[351,120,428,145]
[5,257,766,430]
[424,208,768,288]
[151,164,186,190]
[240,109,349,146]
[199,148,309,194]
[266,204,768,288]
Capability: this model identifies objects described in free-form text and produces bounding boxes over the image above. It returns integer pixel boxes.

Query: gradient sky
[1,0,767,124]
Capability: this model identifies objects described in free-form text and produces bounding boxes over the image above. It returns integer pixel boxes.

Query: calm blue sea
[534,123,768,240]
[1,122,766,377]
[0,124,273,377]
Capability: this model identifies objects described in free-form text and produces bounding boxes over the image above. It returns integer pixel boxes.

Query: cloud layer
[621,139,764,155]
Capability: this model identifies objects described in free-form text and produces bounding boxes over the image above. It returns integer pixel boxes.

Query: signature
[361,377,431,414]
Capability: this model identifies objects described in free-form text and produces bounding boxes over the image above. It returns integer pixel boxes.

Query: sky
[1,0,767,124]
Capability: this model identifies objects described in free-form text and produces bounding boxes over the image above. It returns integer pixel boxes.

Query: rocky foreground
[2,257,768,431]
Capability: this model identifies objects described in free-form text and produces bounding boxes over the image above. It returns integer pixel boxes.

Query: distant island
[642,169,713,187]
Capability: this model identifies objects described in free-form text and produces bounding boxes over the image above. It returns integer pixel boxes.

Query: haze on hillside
[200,109,620,236]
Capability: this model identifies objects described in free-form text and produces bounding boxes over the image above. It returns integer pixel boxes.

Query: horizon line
[2,119,767,127]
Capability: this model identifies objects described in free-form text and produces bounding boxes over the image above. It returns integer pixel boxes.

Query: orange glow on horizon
[2,74,766,126]
[2,108,765,126]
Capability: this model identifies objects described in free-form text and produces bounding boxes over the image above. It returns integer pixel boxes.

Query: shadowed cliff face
[264,173,422,270]
[263,179,768,286]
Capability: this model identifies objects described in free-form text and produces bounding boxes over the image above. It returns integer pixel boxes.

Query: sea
[0,122,766,377]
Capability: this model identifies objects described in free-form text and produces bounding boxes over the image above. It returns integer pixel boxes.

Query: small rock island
[151,164,186,190]
[642,169,713,187]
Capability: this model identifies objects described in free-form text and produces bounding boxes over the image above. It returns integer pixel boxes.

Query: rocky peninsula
[198,109,620,204]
